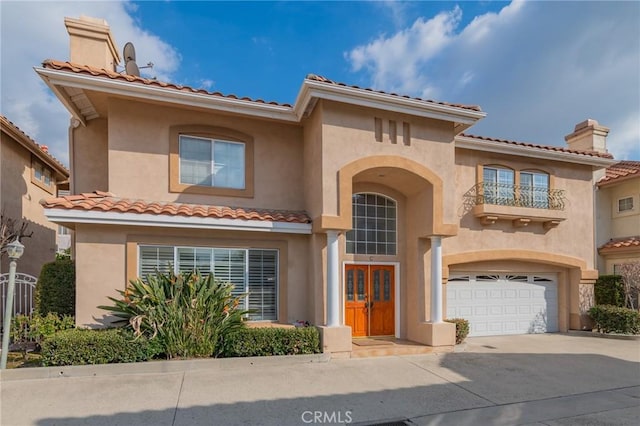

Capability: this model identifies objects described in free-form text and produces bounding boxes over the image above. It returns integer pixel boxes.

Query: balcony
[465,182,567,228]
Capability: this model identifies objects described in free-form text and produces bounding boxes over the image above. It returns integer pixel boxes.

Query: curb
[565,330,640,341]
[0,352,330,382]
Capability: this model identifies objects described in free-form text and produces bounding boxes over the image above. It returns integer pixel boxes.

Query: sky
[1,0,639,167]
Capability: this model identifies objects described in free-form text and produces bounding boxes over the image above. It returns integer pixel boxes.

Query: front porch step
[350,338,454,358]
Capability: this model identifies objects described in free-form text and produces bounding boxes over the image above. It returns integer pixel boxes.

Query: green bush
[99,270,248,359]
[589,305,640,335]
[446,318,470,344]
[40,328,162,366]
[35,258,75,316]
[594,275,625,307]
[10,312,74,348]
[221,326,321,357]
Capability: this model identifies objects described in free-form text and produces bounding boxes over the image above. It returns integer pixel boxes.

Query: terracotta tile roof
[40,191,311,224]
[599,236,640,251]
[42,59,292,107]
[459,133,615,159]
[306,74,483,112]
[598,161,640,186]
[0,115,70,175]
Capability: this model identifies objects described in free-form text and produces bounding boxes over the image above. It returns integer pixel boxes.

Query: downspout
[68,118,81,261]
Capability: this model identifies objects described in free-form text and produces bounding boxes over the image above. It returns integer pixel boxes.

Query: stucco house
[36,16,616,355]
[596,158,640,274]
[0,115,69,278]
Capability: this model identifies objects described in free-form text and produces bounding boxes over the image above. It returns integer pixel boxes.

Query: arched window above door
[346,193,397,255]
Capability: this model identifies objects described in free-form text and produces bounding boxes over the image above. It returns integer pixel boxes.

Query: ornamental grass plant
[100,271,248,359]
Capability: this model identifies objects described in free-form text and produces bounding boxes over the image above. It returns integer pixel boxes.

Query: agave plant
[100,270,248,359]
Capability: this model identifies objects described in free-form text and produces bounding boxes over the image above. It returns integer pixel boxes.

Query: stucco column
[326,230,340,327]
[430,236,443,323]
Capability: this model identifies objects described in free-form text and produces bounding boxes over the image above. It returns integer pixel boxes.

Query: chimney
[64,15,121,71]
[40,145,48,153]
[564,119,610,153]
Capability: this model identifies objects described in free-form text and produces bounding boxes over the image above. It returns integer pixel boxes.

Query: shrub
[588,305,640,335]
[99,270,248,359]
[446,318,470,344]
[10,312,74,349]
[35,258,75,316]
[40,328,162,366]
[220,326,321,357]
[594,275,625,307]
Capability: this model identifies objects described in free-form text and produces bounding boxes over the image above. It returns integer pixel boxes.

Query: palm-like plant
[100,270,248,358]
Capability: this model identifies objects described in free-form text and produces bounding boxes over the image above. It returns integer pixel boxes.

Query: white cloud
[346,1,640,160]
[0,0,181,166]
[347,6,462,97]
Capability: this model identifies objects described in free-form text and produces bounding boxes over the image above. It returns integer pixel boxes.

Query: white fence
[0,273,37,326]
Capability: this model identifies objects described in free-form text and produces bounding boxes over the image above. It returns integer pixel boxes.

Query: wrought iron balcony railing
[466,182,566,210]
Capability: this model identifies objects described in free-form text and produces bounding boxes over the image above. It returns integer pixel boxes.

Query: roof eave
[597,173,640,188]
[0,116,70,177]
[35,67,299,123]
[455,136,617,167]
[294,79,486,128]
[43,208,312,235]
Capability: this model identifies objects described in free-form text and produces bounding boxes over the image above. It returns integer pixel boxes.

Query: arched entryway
[329,155,458,342]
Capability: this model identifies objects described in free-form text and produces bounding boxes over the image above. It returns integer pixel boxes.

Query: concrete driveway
[1,333,638,425]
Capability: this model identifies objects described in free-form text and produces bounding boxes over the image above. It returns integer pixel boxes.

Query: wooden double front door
[344,264,395,337]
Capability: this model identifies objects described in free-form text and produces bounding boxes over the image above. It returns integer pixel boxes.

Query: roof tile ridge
[42,59,292,107]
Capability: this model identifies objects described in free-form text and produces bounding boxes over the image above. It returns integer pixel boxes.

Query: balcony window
[521,171,550,209]
[483,166,515,205]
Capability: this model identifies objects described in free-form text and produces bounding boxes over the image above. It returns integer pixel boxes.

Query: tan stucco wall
[596,177,639,273]
[71,117,109,194]
[319,101,456,224]
[104,98,305,210]
[601,179,640,239]
[0,133,58,277]
[73,223,310,328]
[449,148,597,269]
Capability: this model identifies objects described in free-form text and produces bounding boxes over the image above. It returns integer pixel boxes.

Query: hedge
[594,275,625,307]
[41,328,162,366]
[35,258,75,316]
[588,305,640,335]
[220,326,321,357]
[445,318,470,344]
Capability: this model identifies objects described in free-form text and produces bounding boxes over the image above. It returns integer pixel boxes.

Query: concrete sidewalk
[1,334,639,425]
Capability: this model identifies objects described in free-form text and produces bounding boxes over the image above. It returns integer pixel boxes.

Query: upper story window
[31,157,55,193]
[169,125,254,198]
[179,135,245,189]
[483,166,515,205]
[618,196,634,213]
[520,170,550,209]
[346,193,397,255]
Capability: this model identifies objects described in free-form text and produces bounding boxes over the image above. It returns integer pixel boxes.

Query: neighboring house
[596,160,640,275]
[0,115,70,277]
[36,16,616,354]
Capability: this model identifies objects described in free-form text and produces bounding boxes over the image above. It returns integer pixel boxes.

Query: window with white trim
[346,193,397,255]
[483,166,515,205]
[138,245,278,320]
[618,196,634,213]
[179,135,245,189]
[521,170,550,208]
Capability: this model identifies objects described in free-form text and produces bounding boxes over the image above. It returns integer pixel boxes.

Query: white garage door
[446,274,558,337]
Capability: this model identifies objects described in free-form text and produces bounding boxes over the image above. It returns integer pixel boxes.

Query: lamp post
[1,238,25,369]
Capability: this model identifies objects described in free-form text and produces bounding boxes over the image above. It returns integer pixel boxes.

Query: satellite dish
[123,42,136,62]
[122,41,140,77]
[125,60,140,77]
